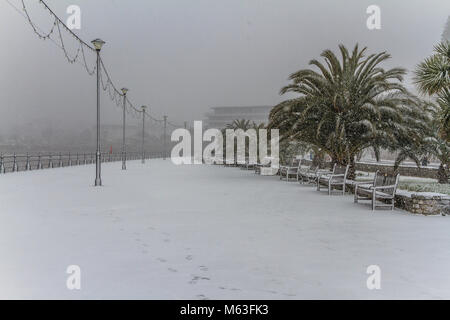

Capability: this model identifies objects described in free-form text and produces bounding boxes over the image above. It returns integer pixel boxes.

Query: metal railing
[0,152,162,174]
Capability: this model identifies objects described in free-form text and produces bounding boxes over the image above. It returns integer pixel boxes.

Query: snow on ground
[0,159,450,299]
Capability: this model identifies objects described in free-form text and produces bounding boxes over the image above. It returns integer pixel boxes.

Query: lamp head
[91,38,105,51]
[121,88,129,95]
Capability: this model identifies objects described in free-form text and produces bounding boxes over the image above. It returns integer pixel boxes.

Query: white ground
[1,159,449,299]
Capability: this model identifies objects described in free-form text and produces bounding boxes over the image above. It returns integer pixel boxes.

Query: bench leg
[372,189,376,210]
[328,181,331,195]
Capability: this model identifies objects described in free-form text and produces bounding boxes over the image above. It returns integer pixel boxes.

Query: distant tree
[226,119,252,130]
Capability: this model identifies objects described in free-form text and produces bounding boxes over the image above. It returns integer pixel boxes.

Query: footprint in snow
[283,293,297,297]
[189,275,210,284]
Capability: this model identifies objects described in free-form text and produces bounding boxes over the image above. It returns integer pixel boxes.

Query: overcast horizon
[1,0,449,136]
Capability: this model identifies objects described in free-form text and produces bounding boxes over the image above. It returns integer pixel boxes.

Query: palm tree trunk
[348,155,356,181]
[437,163,449,184]
[312,153,325,168]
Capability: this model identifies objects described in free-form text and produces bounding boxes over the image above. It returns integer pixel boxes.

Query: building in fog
[204,106,272,129]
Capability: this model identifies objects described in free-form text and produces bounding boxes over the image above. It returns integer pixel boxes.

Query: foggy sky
[0,0,449,136]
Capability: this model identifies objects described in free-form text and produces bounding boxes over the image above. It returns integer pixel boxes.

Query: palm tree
[418,101,450,184]
[414,40,450,183]
[223,119,254,163]
[225,119,252,131]
[414,40,450,141]
[269,44,427,179]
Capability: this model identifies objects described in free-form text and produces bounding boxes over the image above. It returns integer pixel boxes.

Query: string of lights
[5,0,97,74]
[9,0,187,129]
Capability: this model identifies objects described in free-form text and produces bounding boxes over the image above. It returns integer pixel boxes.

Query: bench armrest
[353,180,373,185]
[372,185,397,190]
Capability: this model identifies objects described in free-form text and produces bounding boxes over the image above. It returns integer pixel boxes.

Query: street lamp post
[91,38,105,186]
[121,88,129,170]
[163,115,167,160]
[141,105,147,164]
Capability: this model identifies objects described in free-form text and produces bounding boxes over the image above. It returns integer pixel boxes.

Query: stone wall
[395,193,449,215]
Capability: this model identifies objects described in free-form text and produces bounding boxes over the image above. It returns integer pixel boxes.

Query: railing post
[12,153,17,172]
[59,152,63,167]
[76,153,79,165]
[49,154,53,168]
[84,153,87,165]
[37,153,42,169]
[69,152,72,166]
[0,154,4,174]
[25,153,30,171]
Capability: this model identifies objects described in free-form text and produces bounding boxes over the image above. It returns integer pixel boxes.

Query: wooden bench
[279,158,301,181]
[298,164,334,185]
[255,158,273,175]
[317,164,349,195]
[354,171,400,210]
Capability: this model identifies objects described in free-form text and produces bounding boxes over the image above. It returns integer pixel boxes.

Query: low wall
[301,159,438,179]
[395,193,450,216]
[333,177,449,216]
[355,162,438,179]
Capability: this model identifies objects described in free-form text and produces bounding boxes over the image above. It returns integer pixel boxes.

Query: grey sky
[0,0,449,135]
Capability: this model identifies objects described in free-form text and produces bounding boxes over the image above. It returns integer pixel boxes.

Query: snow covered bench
[354,171,400,210]
[317,164,349,195]
[279,158,301,181]
[255,157,275,175]
[260,165,279,176]
[298,165,332,184]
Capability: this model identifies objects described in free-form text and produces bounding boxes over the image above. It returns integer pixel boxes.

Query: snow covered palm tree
[414,40,450,142]
[414,41,450,183]
[269,44,427,179]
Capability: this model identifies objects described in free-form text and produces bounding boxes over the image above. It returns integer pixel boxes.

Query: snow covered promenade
[1,159,449,299]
